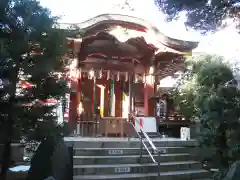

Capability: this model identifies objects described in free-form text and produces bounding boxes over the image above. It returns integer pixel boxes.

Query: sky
[39,0,240,55]
[39,0,201,41]
[39,0,240,86]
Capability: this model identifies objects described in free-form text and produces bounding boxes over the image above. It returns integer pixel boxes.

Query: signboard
[114,167,131,173]
[135,117,157,133]
[108,149,123,155]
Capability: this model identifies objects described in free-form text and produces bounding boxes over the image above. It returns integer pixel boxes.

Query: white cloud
[194,19,240,59]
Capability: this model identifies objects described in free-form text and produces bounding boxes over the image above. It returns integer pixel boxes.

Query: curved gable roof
[74,14,199,52]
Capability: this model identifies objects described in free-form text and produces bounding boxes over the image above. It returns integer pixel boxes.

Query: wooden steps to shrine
[64,137,211,180]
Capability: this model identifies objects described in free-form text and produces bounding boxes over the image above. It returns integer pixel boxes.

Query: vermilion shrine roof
[67,14,199,78]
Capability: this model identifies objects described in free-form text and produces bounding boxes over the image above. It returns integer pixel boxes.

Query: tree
[155,0,240,33]
[0,0,73,179]
[172,55,240,172]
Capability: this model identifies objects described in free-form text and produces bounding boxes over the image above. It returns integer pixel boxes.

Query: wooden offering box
[100,117,127,137]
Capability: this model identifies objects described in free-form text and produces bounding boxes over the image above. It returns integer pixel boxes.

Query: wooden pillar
[129,74,134,114]
[144,83,154,116]
[93,77,97,113]
[104,80,109,117]
[109,79,115,116]
[69,79,78,131]
[76,79,82,118]
[115,81,122,117]
[121,81,128,118]
[96,84,105,117]
[83,78,92,115]
[132,76,135,114]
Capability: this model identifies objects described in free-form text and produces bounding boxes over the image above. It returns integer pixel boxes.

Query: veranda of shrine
[65,14,199,138]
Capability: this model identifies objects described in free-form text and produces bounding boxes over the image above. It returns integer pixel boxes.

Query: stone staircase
[67,138,211,180]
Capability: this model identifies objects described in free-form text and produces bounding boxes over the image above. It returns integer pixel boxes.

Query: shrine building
[64,14,199,137]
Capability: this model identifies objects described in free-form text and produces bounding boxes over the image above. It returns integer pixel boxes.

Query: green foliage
[155,0,240,32]
[0,0,75,141]
[172,54,240,168]
[0,0,77,178]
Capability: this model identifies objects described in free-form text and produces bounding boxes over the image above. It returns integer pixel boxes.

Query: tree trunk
[217,122,228,168]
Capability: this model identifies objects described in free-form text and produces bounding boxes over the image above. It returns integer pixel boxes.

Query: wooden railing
[74,117,136,137]
[73,113,189,137]
[75,121,99,136]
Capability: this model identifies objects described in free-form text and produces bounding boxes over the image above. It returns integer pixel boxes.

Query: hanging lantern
[149,66,154,75]
[107,70,111,80]
[125,72,128,82]
[88,69,94,79]
[97,69,103,79]
[116,72,120,81]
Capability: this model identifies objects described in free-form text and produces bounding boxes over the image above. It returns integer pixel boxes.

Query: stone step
[73,161,202,175]
[70,139,197,148]
[138,132,161,138]
[73,153,193,165]
[73,169,211,180]
[74,147,193,156]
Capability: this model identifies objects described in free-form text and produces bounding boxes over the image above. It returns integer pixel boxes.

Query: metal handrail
[129,114,161,176]
[129,121,157,162]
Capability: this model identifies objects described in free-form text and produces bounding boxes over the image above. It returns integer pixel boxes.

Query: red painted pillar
[115,81,121,117]
[104,79,109,117]
[76,79,83,118]
[144,83,154,116]
[90,79,95,113]
[83,78,92,115]
[69,79,78,131]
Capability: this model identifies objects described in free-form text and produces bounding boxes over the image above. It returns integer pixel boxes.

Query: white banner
[180,127,190,140]
[135,117,157,133]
